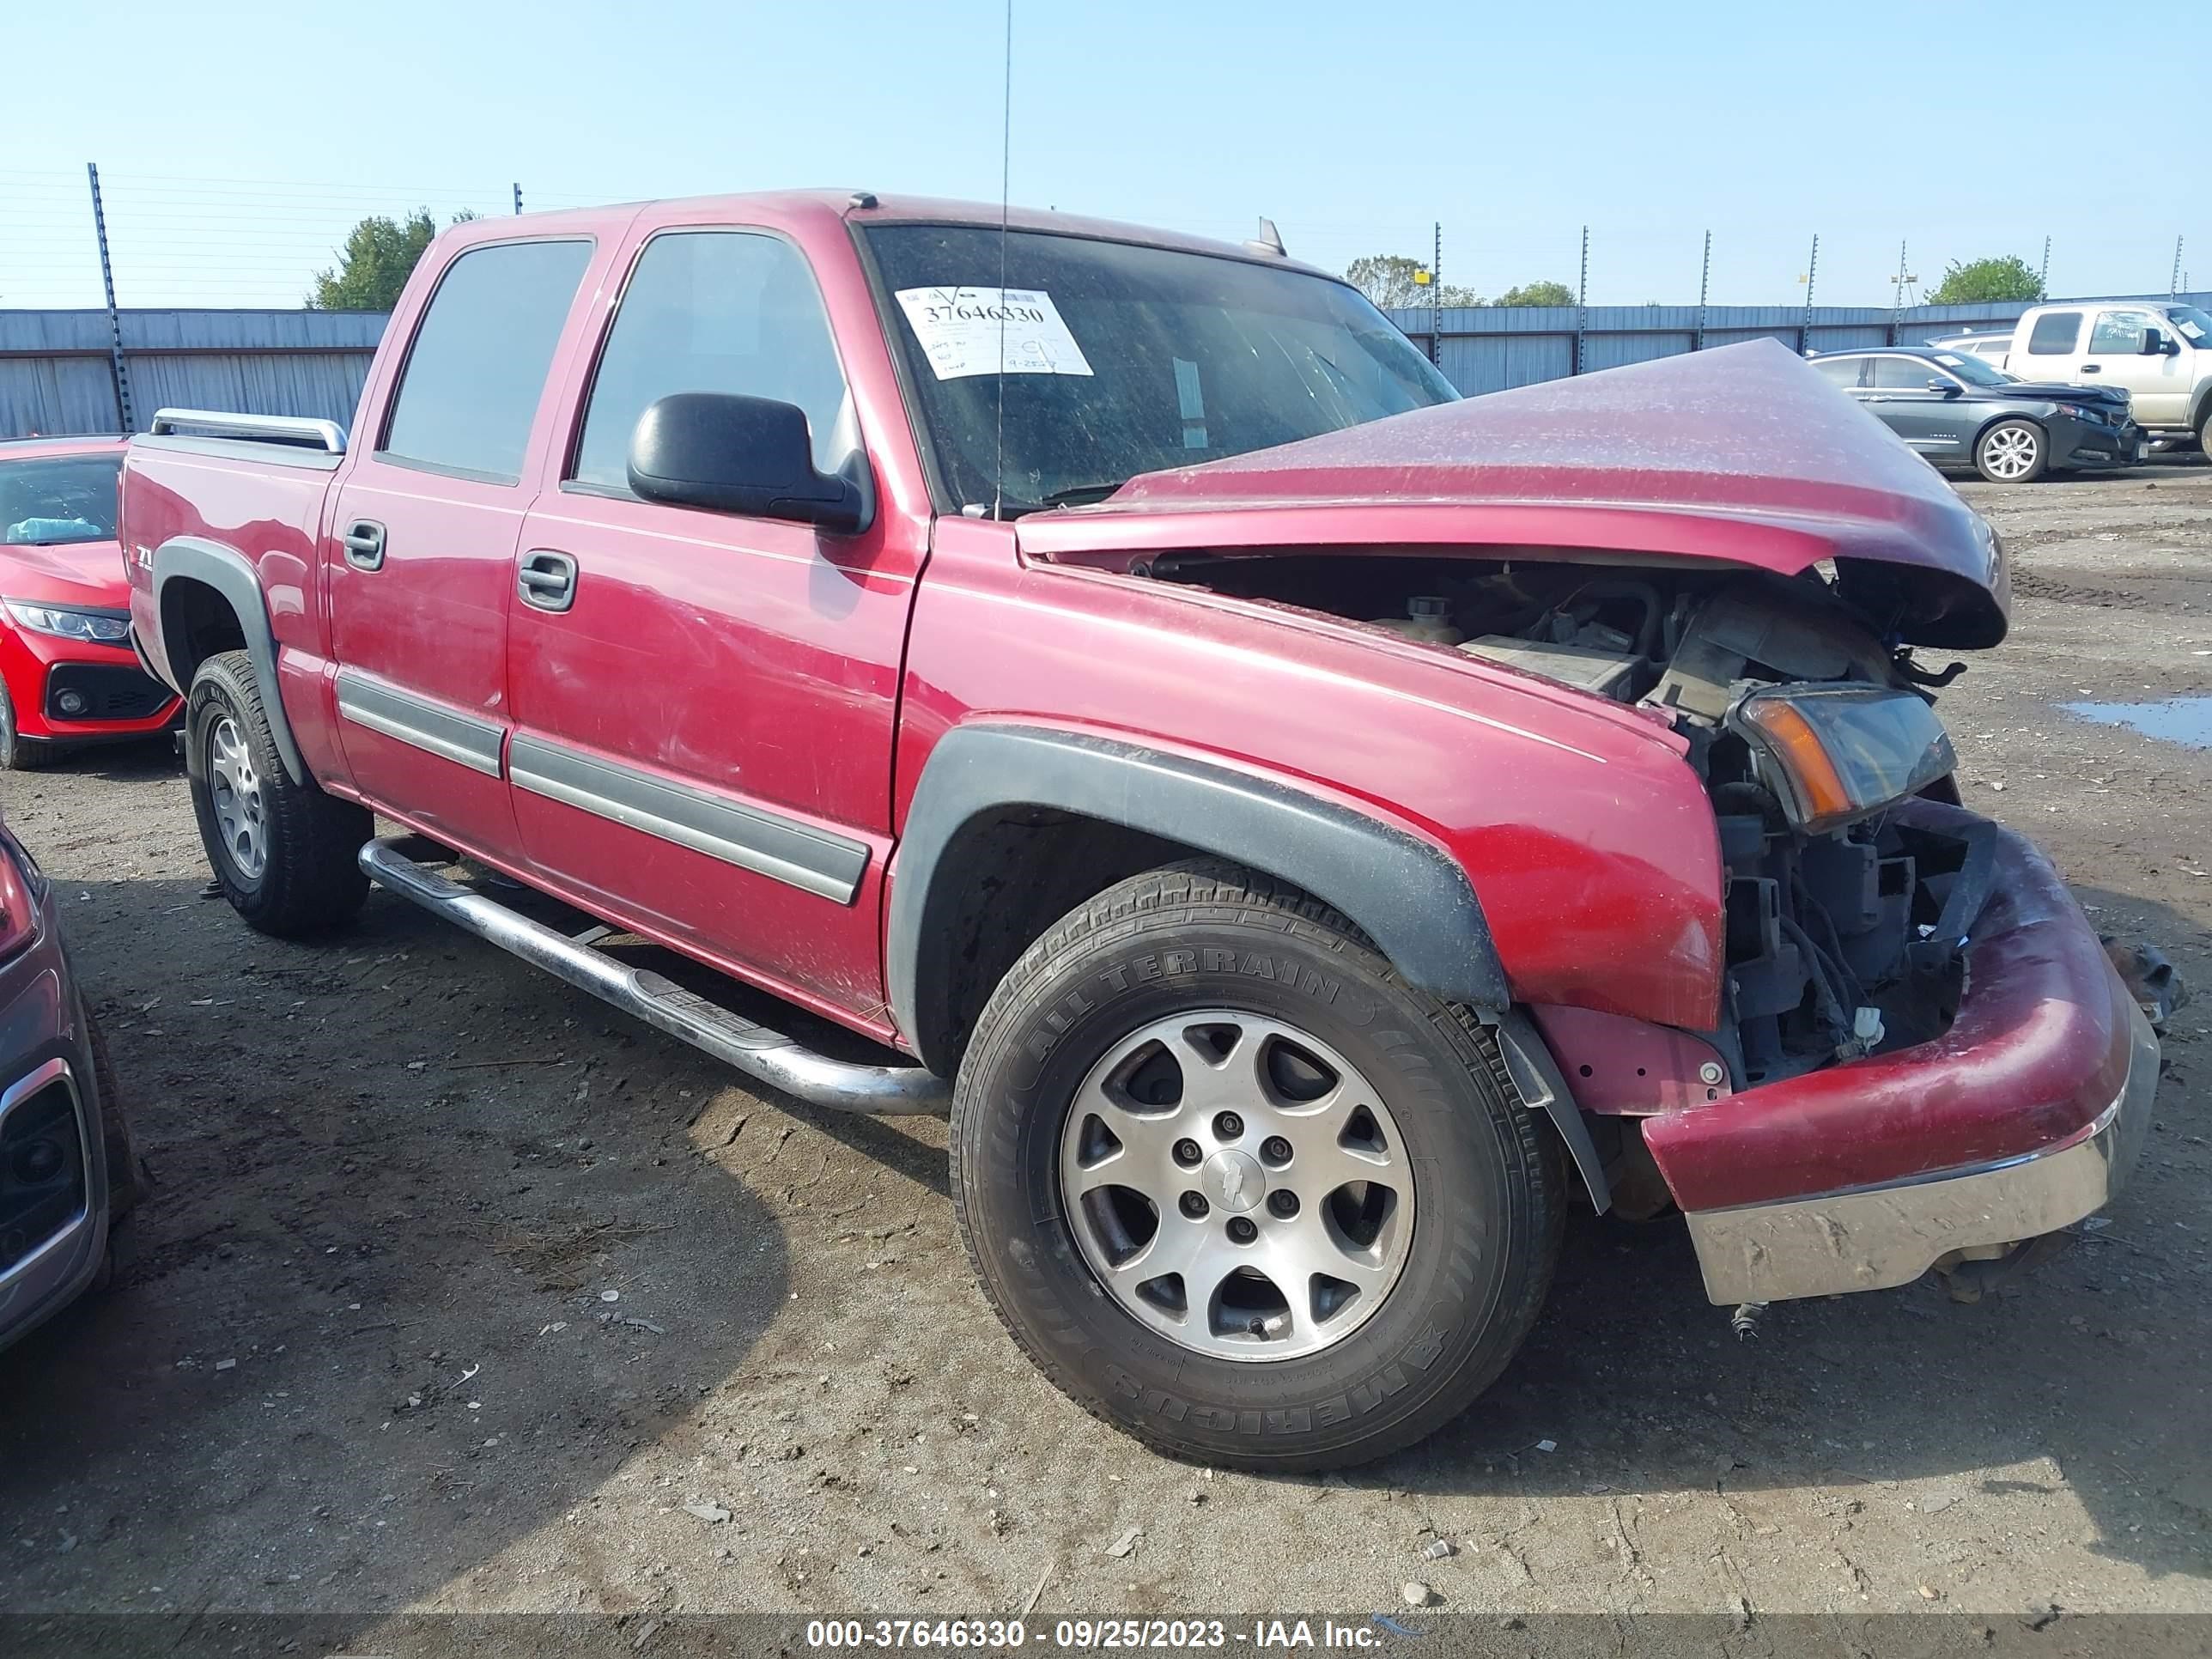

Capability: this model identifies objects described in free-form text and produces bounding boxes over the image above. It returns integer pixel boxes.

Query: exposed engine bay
[1148,552,1981,1085]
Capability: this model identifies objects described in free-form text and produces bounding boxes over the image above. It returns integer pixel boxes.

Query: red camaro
[0,435,182,769]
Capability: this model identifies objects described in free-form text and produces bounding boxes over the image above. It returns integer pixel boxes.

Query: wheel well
[158,575,247,686]
[916,808,1204,1077]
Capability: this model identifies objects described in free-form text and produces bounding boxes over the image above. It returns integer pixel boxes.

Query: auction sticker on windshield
[894,286,1094,380]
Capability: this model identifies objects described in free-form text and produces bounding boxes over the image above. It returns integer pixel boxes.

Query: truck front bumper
[1644,799,2159,1305]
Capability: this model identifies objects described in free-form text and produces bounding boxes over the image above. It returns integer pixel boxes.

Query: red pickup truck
[118,192,2156,1470]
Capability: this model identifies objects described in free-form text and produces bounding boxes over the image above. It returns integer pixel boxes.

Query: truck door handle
[340,520,386,571]
[518,550,578,613]
[2081,364,2101,374]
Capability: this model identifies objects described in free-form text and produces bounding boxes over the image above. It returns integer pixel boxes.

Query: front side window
[1872,356,1942,390]
[2027,311,2083,356]
[1812,356,1864,388]
[2088,309,2162,356]
[863,225,1456,514]
[0,453,122,545]
[573,231,853,492]
[380,239,593,483]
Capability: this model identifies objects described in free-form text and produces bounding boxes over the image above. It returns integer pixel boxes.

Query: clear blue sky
[3,0,2197,311]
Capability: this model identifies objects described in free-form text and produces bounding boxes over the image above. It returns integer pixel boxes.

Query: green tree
[307,209,478,310]
[1492,280,1577,307]
[1344,253,1483,309]
[1926,255,2045,305]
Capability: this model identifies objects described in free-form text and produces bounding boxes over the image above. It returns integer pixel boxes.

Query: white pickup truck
[1935,300,2212,452]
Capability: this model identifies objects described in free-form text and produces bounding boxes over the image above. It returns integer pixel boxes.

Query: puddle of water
[2063,696,2212,749]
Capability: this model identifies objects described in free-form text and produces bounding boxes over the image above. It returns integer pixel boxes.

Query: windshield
[1930,352,2017,387]
[863,226,1457,514]
[0,453,123,546]
[2166,306,2212,347]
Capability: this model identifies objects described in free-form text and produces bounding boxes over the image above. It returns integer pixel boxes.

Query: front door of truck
[505,221,919,1028]
[2080,307,2189,427]
[326,236,594,860]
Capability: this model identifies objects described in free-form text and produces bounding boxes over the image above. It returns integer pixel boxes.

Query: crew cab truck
[118,193,2158,1471]
[1987,299,2212,452]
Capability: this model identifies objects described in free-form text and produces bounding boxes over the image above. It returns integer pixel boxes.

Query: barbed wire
[0,166,2191,312]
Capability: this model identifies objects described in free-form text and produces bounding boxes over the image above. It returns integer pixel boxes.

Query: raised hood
[1018,339,2009,648]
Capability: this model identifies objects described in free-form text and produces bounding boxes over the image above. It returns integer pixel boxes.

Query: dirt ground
[2,462,2209,1638]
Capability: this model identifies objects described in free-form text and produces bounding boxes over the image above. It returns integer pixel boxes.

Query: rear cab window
[379,239,596,483]
[2026,311,2082,356]
[1811,356,1865,388]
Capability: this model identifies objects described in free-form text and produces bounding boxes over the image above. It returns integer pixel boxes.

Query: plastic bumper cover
[1684,999,2156,1304]
[1644,799,2159,1304]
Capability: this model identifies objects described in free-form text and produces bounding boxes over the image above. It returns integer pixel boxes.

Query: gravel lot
[2,463,2208,1638]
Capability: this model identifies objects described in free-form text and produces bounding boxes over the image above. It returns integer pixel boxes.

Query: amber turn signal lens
[1738,697,1854,826]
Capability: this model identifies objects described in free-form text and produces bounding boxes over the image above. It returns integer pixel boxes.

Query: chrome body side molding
[507,735,867,904]
[334,669,506,778]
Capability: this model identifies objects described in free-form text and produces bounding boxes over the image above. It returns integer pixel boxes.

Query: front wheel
[185,650,370,936]
[0,679,67,771]
[1975,418,2047,483]
[951,860,1562,1471]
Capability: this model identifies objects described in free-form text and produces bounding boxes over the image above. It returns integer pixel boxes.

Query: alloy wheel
[1058,1010,1417,1362]
[1980,425,2040,481]
[207,715,268,880]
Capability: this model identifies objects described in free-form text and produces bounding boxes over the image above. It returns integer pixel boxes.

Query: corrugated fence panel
[1387,290,2212,397]
[0,356,120,436]
[1,308,389,438]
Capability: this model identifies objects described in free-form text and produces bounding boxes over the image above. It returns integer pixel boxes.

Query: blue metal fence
[0,308,385,439]
[8,286,2211,440]
[1385,292,2212,397]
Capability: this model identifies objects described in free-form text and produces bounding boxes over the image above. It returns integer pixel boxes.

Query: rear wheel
[951,860,1562,1471]
[185,650,370,936]
[1975,418,2046,483]
[0,680,67,771]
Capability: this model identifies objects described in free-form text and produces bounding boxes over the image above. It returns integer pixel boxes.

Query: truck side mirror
[2141,328,2172,356]
[627,392,871,535]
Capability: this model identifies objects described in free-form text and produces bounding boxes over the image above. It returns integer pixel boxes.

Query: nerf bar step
[357,838,948,1115]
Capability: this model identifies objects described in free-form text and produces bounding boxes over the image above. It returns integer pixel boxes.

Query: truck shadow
[0,874,793,1616]
[1388,878,2210,1584]
[5,866,2202,1612]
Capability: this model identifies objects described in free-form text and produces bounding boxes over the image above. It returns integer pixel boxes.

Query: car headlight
[1729,684,1957,836]
[3,599,132,644]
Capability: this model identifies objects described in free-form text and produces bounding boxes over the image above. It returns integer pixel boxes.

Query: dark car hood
[1991,380,2131,407]
[1023,339,2009,648]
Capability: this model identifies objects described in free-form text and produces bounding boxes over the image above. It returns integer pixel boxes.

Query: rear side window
[1872,357,1938,390]
[1812,356,1864,388]
[380,240,593,483]
[2026,311,2081,356]
[571,230,852,492]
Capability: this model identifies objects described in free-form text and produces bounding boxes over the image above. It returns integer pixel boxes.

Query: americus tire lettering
[950,858,1562,1470]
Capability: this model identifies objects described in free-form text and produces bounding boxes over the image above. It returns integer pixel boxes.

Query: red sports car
[0,435,182,769]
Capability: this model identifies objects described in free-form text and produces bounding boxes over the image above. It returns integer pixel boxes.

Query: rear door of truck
[322,235,595,858]
[501,206,922,1028]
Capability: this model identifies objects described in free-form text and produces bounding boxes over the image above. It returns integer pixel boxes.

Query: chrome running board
[357,838,948,1115]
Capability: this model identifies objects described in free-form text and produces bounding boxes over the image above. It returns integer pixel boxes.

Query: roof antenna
[1245,217,1287,258]
[991,0,1014,520]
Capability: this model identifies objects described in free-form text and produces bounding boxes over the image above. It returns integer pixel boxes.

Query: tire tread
[951,858,1561,1471]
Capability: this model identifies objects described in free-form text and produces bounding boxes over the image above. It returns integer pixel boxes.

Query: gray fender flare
[150,536,309,785]
[887,724,1606,1210]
